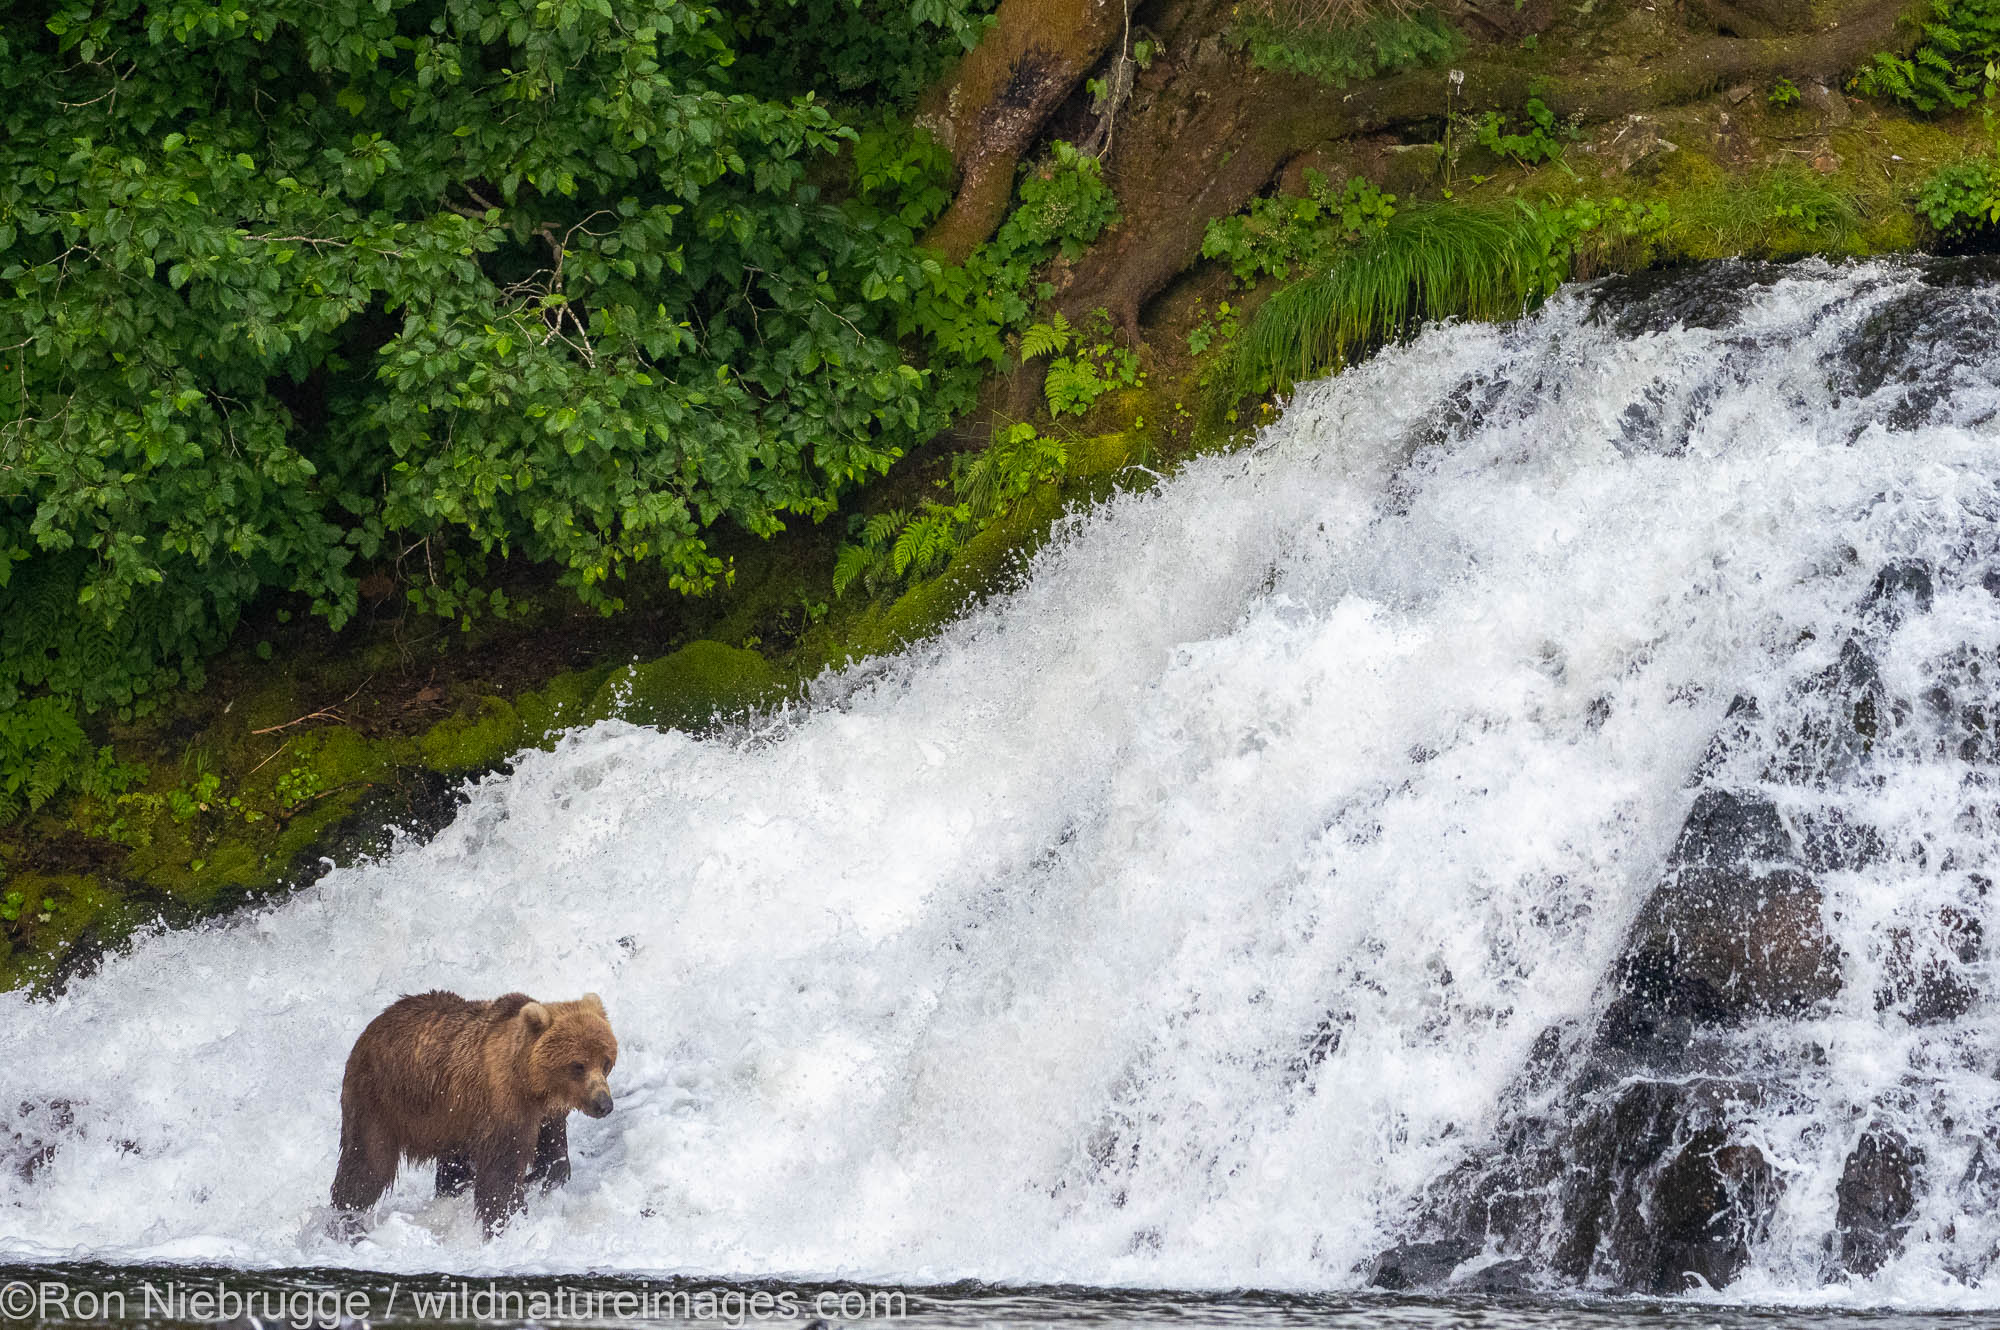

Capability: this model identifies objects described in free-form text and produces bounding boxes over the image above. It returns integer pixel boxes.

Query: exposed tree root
[917,0,1130,262]
[1055,0,1902,335]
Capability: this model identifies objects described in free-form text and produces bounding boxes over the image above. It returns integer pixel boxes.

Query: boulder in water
[1599,789,1842,1061]
[1367,1235,1478,1289]
[1876,905,1981,1026]
[1834,1128,1922,1276]
[1548,1078,1778,1293]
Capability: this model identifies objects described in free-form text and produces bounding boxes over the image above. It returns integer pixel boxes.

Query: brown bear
[330,990,618,1236]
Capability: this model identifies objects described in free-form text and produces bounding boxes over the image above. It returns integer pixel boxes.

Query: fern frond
[832,543,872,598]
[891,520,923,577]
[1020,313,1073,360]
[861,509,907,550]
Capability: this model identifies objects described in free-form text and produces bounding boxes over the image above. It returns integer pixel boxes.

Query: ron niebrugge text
[1,1279,909,1326]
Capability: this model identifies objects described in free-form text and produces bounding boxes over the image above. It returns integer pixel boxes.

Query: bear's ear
[583,993,606,1016]
[521,1002,551,1036]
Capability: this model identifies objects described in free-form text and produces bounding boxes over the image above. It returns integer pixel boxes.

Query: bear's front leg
[436,1152,474,1198]
[471,1133,533,1237]
[523,1116,570,1193]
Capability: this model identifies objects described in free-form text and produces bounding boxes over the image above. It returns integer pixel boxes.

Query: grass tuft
[1210,204,1547,419]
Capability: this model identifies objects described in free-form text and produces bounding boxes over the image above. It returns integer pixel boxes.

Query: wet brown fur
[330,990,618,1236]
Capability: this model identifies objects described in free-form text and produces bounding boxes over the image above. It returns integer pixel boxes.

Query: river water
[5,258,2000,1324]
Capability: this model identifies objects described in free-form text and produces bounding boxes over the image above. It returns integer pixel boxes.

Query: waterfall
[5,258,2000,1304]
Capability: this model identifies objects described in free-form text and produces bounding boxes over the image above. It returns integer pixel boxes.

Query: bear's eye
[603,1060,612,1075]
[570,1061,586,1078]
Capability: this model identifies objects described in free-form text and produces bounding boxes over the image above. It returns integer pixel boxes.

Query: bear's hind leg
[436,1151,474,1197]
[524,1117,570,1193]
[330,1115,397,1218]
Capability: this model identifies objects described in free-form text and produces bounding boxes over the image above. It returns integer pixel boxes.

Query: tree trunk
[918,0,1131,262]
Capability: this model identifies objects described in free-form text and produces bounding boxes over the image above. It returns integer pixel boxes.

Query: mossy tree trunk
[918,0,1132,261]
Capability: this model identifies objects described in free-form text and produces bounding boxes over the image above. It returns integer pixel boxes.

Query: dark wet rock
[1587,261,1788,337]
[1407,1077,1779,1295]
[1835,279,2000,431]
[1913,643,1999,764]
[1762,638,1896,784]
[1368,1236,1478,1289]
[1692,694,1762,784]
[1877,905,1981,1025]
[1865,561,1935,622]
[1403,372,1509,453]
[1450,1258,1537,1294]
[1599,790,1841,1061]
[1797,808,1887,874]
[1835,1128,1922,1276]
[291,765,470,885]
[1646,1128,1776,1292]
[1545,1078,1777,1293]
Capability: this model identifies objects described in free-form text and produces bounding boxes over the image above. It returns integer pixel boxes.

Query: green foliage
[834,504,968,596]
[1001,143,1122,263]
[1474,97,1572,166]
[1917,151,2000,234]
[0,3,1126,844]
[1854,0,2000,112]
[833,421,1067,598]
[1186,300,1241,355]
[851,123,957,229]
[274,764,326,810]
[952,420,1069,513]
[1768,77,1803,107]
[1201,173,1397,284]
[167,769,263,823]
[1020,310,1144,417]
[1524,194,1674,284]
[727,0,997,106]
[1020,312,1075,360]
[1208,193,1680,423]
[1230,5,1461,86]
[0,2,1118,731]
[0,698,146,825]
[0,891,58,925]
[914,141,1121,370]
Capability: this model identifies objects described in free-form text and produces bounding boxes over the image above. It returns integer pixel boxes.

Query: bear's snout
[585,1089,614,1118]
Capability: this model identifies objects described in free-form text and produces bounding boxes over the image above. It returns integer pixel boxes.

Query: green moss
[820,427,1149,664]
[0,872,136,993]
[586,641,782,731]
[419,695,527,772]
[514,666,615,748]
[233,678,314,737]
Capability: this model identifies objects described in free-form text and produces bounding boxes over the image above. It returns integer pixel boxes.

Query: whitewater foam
[5,259,2000,1302]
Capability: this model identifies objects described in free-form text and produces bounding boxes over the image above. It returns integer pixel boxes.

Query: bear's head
[522,994,619,1118]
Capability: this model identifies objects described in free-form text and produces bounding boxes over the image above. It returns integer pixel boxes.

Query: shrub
[1853,0,2000,112]
[1917,153,2000,236]
[1201,173,1397,284]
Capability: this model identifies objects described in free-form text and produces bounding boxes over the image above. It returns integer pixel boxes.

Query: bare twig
[248,677,373,735]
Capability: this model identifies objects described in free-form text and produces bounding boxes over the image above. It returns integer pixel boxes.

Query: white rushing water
[4,259,2000,1300]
